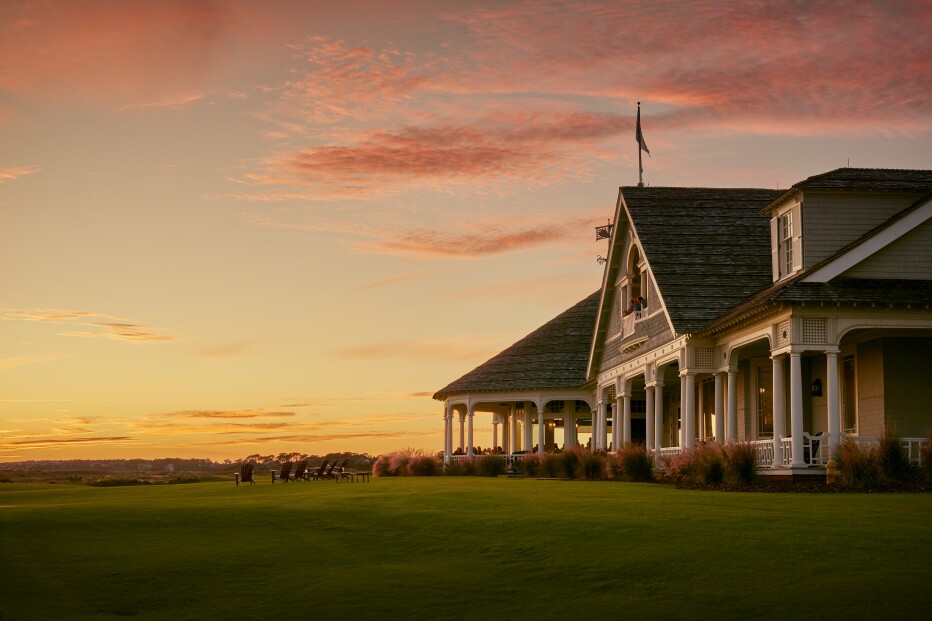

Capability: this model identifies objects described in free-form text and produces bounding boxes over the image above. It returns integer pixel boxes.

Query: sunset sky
[2,0,930,462]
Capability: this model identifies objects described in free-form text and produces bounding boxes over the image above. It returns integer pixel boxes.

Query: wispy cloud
[156,409,297,420]
[352,272,425,291]
[3,308,176,343]
[6,436,133,448]
[120,92,206,111]
[0,164,40,183]
[359,217,594,258]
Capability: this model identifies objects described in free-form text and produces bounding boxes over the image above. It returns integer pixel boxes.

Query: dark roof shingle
[433,291,600,400]
[622,187,783,335]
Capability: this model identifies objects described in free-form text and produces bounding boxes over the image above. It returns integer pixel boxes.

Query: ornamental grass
[611,444,655,482]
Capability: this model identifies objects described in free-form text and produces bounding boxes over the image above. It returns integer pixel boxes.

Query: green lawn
[1,478,929,620]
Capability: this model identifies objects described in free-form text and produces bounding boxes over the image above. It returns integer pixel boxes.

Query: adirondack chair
[313,460,338,480]
[272,461,293,484]
[291,460,309,481]
[335,459,353,481]
[309,460,328,480]
[235,462,255,486]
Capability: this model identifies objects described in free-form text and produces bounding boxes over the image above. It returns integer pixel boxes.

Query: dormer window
[771,201,802,281]
[780,211,793,276]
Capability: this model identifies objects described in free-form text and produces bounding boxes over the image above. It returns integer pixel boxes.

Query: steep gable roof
[433,291,600,401]
[622,187,783,335]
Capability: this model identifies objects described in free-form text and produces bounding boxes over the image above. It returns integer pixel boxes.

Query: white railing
[751,439,775,467]
[839,435,928,466]
[447,454,524,470]
[657,447,682,460]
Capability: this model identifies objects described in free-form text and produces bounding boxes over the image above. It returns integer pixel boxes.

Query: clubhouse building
[434,168,932,472]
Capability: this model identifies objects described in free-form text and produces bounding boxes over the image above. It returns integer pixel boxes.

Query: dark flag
[636,103,650,156]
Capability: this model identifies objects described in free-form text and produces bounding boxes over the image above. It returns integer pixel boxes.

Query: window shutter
[791,203,803,271]
[770,217,779,280]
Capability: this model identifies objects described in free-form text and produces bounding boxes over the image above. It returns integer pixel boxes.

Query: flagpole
[637,102,644,187]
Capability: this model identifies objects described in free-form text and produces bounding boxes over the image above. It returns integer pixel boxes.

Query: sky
[1,0,931,462]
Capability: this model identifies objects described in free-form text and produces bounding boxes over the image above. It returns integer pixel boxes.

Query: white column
[826,350,840,454]
[623,391,632,446]
[727,370,738,441]
[566,412,576,448]
[645,385,655,452]
[654,380,664,452]
[790,351,804,467]
[714,372,725,442]
[502,410,510,454]
[443,409,451,463]
[467,408,475,457]
[459,412,466,452]
[538,405,545,453]
[592,400,608,450]
[511,407,519,453]
[492,417,500,452]
[683,372,696,449]
[772,354,786,467]
[613,394,623,452]
[523,409,532,452]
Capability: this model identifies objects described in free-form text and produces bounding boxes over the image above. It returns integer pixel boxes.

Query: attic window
[780,212,793,276]
[772,201,802,281]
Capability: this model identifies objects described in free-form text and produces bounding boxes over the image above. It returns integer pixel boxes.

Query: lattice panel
[802,318,827,344]
[694,347,714,368]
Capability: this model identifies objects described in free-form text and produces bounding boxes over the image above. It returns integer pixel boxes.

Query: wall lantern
[811,378,823,397]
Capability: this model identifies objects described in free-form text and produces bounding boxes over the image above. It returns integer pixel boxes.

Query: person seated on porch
[453,447,464,455]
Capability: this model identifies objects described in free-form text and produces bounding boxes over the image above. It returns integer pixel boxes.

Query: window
[771,202,802,281]
[780,212,793,277]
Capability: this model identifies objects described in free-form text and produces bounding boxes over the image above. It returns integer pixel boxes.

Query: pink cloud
[0,0,234,110]
[362,220,585,258]
[0,164,40,183]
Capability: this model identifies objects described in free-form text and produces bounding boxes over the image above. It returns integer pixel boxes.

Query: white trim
[802,197,932,282]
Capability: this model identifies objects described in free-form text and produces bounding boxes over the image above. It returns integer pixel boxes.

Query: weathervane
[595,219,613,264]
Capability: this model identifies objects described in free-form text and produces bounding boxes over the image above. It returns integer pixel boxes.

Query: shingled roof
[622,187,783,335]
[433,291,600,401]
[764,168,932,212]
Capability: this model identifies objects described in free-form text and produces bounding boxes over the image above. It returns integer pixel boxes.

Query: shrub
[661,450,690,484]
[373,448,438,476]
[723,441,758,485]
[922,430,932,482]
[615,444,655,482]
[876,433,914,483]
[372,455,393,477]
[443,459,463,476]
[578,451,607,480]
[539,453,563,478]
[519,453,542,477]
[560,446,585,480]
[691,444,726,485]
[475,455,506,477]
[407,454,442,476]
[833,437,881,489]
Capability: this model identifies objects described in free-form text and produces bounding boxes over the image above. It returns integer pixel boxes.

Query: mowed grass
[1,479,929,621]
